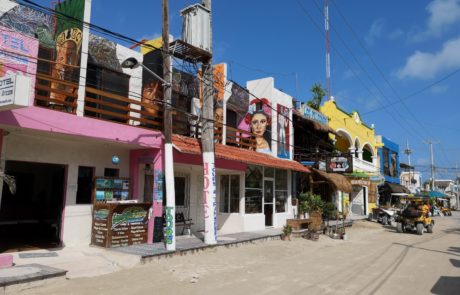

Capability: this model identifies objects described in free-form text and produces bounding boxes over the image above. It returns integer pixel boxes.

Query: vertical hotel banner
[0,26,39,103]
[277,104,290,159]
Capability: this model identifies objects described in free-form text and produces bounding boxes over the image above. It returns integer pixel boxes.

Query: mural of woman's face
[251,112,268,137]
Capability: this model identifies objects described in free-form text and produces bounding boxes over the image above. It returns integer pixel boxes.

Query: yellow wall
[320,100,382,155]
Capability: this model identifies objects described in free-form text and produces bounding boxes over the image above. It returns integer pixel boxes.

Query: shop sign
[302,104,328,125]
[350,179,371,186]
[326,155,353,173]
[0,74,31,111]
[370,175,385,184]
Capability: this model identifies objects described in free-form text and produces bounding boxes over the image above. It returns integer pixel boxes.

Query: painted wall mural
[0,0,86,107]
[50,0,85,104]
[277,104,290,159]
[238,98,272,154]
[0,25,39,101]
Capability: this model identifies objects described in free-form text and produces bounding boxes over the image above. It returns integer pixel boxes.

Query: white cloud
[413,0,460,41]
[397,36,460,79]
[427,0,460,35]
[365,18,385,46]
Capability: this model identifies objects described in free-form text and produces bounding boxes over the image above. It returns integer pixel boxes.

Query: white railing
[353,157,378,173]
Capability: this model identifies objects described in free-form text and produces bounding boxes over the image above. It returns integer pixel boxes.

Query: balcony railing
[84,87,163,130]
[35,73,79,114]
[214,124,257,150]
[353,157,378,173]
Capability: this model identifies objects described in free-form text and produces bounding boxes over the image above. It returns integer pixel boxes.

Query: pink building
[0,0,308,252]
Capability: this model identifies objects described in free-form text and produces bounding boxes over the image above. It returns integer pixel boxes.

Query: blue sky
[34,0,460,180]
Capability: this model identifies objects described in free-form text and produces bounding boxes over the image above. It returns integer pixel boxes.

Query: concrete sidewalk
[7,228,282,280]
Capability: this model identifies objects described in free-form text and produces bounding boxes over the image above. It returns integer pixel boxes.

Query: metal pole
[430,142,435,191]
[162,0,176,251]
[201,0,217,245]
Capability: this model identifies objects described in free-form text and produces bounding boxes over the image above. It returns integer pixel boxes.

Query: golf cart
[395,198,434,235]
[368,193,407,225]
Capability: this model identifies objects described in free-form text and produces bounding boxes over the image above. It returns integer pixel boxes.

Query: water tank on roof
[180,3,211,53]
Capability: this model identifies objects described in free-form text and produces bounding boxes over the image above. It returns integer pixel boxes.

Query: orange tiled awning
[172,135,310,173]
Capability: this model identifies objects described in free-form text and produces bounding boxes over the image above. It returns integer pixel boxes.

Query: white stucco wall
[1,131,131,246]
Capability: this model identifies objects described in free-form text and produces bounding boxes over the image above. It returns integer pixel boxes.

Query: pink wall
[0,107,163,148]
[0,130,3,156]
[130,148,163,244]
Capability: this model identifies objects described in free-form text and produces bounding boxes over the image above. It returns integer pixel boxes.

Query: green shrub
[298,192,324,213]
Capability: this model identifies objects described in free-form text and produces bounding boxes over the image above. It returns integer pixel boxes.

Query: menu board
[91,202,151,248]
[94,177,130,202]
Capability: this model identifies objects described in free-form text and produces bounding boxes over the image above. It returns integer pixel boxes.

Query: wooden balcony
[214,124,257,150]
[84,87,163,130]
[34,73,79,114]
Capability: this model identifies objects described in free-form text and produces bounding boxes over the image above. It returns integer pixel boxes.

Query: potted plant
[282,224,293,241]
[299,192,324,215]
[298,201,309,219]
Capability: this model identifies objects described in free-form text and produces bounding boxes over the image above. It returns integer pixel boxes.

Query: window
[264,167,274,178]
[390,152,397,177]
[245,165,263,213]
[275,169,288,213]
[76,166,94,204]
[174,176,186,206]
[382,148,390,176]
[245,189,263,213]
[245,165,263,189]
[220,175,240,213]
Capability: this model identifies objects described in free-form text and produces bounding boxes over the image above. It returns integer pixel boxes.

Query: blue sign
[302,105,328,125]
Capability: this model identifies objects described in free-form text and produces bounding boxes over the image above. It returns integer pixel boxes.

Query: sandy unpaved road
[20,213,460,295]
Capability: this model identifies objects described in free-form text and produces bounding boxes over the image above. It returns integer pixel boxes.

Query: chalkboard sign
[153,216,164,243]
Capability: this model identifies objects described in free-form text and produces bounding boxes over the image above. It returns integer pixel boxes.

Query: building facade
[320,98,382,217]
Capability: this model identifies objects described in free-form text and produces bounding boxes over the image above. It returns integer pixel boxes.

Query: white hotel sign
[0,74,31,111]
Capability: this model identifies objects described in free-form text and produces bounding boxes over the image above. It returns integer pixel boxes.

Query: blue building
[378,137,409,206]
[379,137,400,184]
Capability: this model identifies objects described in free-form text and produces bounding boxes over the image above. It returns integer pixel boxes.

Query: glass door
[264,179,274,227]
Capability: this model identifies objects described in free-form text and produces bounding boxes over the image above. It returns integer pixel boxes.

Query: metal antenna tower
[325,0,331,99]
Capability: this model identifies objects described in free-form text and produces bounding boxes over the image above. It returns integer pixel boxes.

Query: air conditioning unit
[180,3,211,53]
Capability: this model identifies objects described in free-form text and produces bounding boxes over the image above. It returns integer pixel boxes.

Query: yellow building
[321,98,383,217]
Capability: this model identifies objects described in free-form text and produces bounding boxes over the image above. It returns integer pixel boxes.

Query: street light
[121,57,170,87]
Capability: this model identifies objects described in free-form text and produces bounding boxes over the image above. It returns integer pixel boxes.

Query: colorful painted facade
[320,98,383,216]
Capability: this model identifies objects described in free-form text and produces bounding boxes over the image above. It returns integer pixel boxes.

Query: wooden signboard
[91,202,151,248]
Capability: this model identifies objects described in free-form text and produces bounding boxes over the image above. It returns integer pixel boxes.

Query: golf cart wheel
[382,215,388,226]
[427,224,433,233]
[416,223,424,235]
[396,222,403,233]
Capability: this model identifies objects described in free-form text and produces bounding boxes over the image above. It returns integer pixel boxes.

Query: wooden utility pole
[162,0,176,250]
[201,0,217,245]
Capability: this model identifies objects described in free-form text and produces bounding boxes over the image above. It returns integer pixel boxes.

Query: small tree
[306,83,326,111]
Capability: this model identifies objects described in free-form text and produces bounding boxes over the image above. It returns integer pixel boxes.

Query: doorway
[264,179,274,227]
[0,161,66,252]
